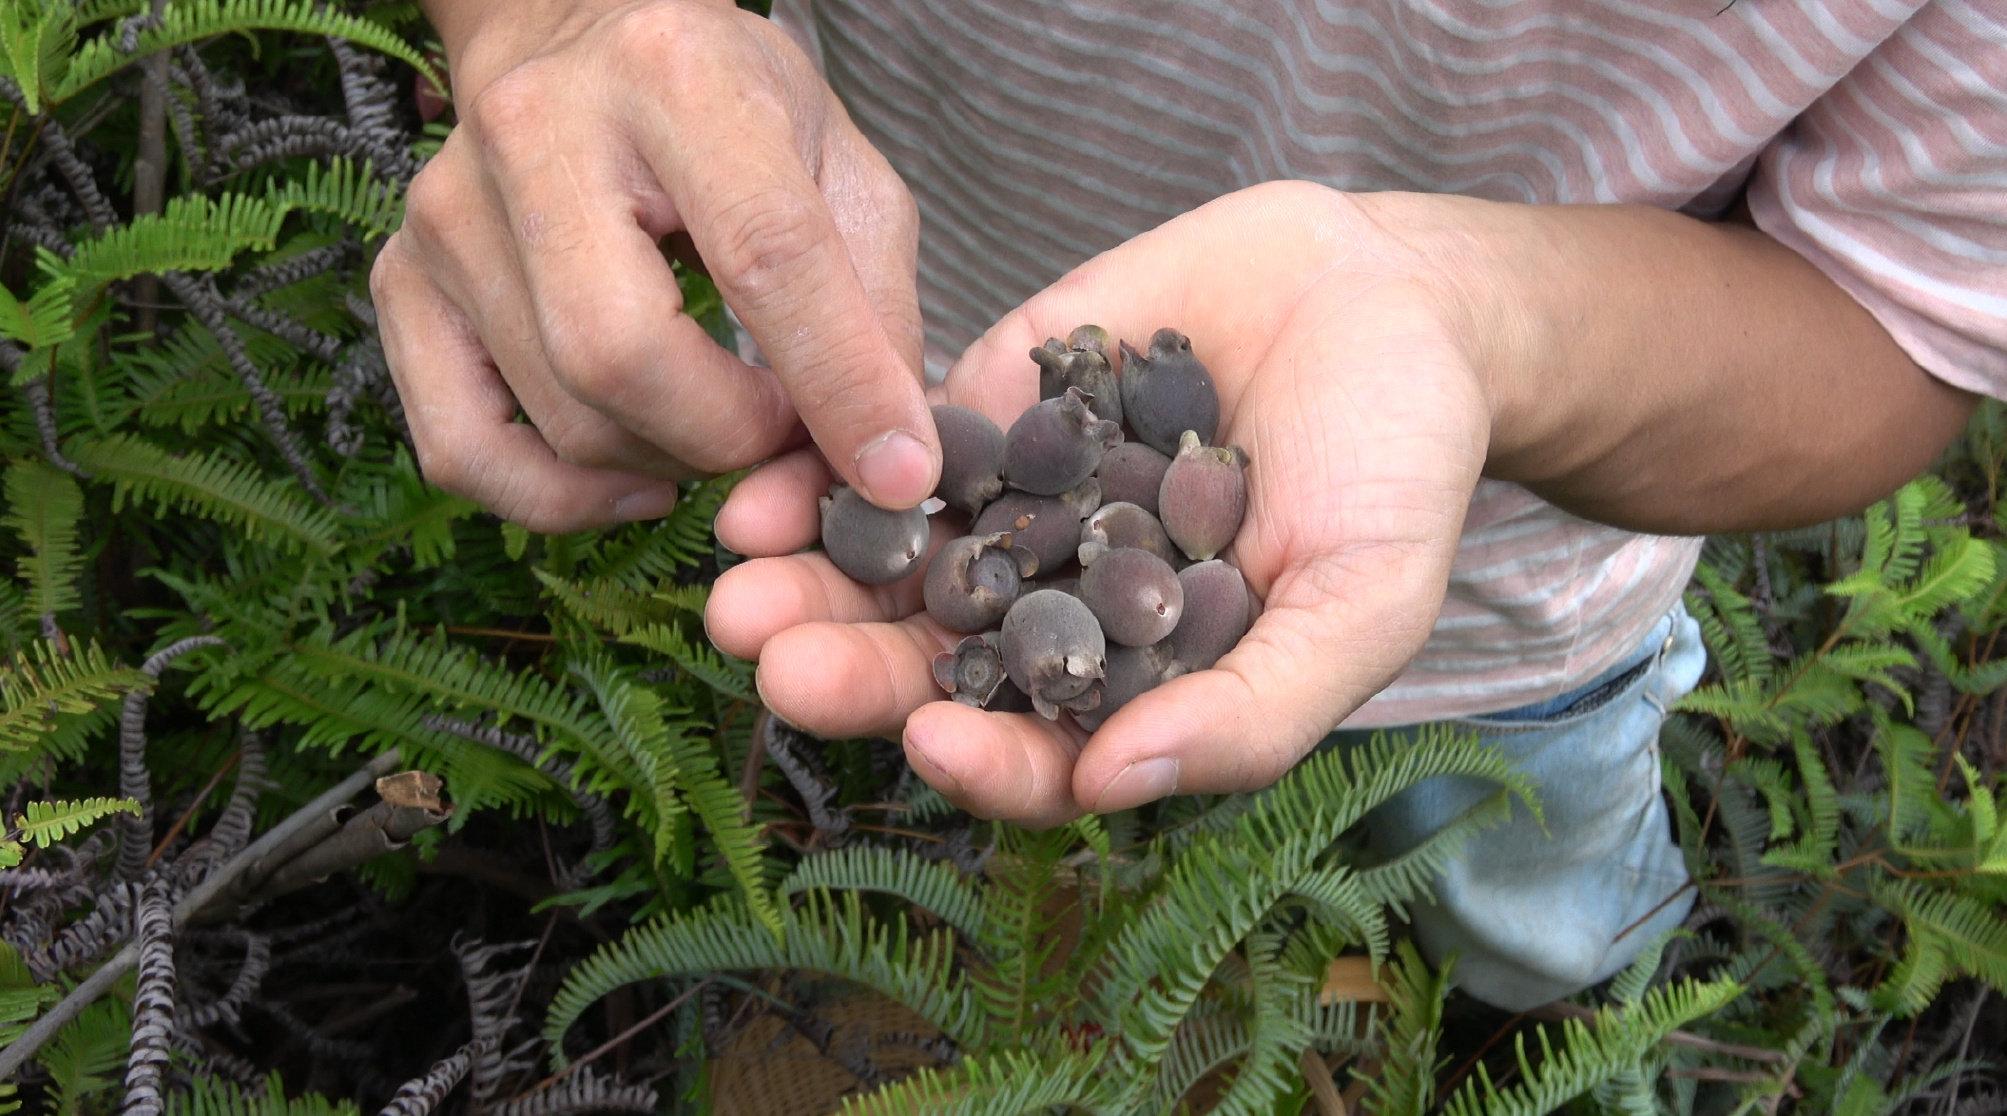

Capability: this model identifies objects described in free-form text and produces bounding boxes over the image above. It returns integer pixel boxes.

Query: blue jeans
[1321,602,1705,1009]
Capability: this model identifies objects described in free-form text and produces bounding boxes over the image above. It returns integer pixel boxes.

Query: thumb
[1072,546,1450,812]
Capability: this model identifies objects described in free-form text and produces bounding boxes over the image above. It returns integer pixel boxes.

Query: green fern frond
[126,360,331,433]
[11,796,140,847]
[50,193,286,290]
[1688,564,1774,690]
[839,1045,1107,1116]
[54,0,437,105]
[67,434,339,554]
[782,846,989,944]
[1151,1007,1252,1113]
[1287,865,1390,969]
[536,571,666,636]
[1759,734,1841,876]
[1441,978,1742,1116]
[0,639,147,753]
[3,461,85,617]
[1352,789,1515,921]
[544,891,980,1060]
[266,159,405,238]
[618,621,753,701]
[168,1070,361,1116]
[33,998,127,1116]
[0,277,76,354]
[1359,941,1449,1116]
[586,476,735,589]
[0,0,79,113]
[1871,879,2007,1014]
[969,827,1078,1039]
[1206,930,1321,1116]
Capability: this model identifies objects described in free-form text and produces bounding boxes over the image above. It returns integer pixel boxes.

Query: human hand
[706,182,1501,826]
[370,0,937,532]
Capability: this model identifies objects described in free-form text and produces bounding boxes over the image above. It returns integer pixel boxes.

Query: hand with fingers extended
[370,0,936,533]
[705,182,1498,828]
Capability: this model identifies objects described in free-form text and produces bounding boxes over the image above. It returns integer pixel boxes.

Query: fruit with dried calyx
[931,404,1006,514]
[1159,430,1248,562]
[972,480,1100,575]
[1003,387,1122,496]
[1077,501,1181,569]
[932,632,1034,711]
[819,485,929,585]
[1032,325,1122,425]
[999,589,1106,719]
[1080,548,1184,647]
[1095,442,1172,515]
[1119,327,1219,456]
[924,532,1036,633]
[1168,560,1255,671]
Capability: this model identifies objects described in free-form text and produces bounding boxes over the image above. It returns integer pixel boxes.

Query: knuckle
[401,161,457,236]
[465,67,551,152]
[542,315,651,410]
[412,428,475,497]
[709,187,825,304]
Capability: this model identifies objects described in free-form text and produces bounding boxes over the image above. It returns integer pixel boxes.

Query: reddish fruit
[1159,430,1248,562]
[1073,641,1182,731]
[1032,327,1122,425]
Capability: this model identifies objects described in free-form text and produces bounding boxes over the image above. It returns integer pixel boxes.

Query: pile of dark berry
[820,326,1257,728]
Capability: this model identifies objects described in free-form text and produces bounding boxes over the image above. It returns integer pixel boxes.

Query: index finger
[637,90,940,510]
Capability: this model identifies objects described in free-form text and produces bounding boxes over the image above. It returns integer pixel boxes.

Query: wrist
[426,0,732,101]
[1345,191,1559,480]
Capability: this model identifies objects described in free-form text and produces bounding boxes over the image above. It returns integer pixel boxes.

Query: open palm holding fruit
[705,183,1493,828]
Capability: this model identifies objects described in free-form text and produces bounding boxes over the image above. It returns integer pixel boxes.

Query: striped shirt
[772,0,2007,726]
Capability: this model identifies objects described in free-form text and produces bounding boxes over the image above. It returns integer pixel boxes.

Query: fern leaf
[67,434,339,554]
[782,846,989,944]
[839,1045,1107,1116]
[1207,931,1321,1116]
[12,796,140,847]
[1438,978,1742,1116]
[618,622,752,701]
[543,892,979,1059]
[0,277,76,354]
[1359,941,1449,1116]
[3,461,85,616]
[1871,880,2007,1015]
[54,0,438,106]
[49,193,287,290]
[0,639,146,753]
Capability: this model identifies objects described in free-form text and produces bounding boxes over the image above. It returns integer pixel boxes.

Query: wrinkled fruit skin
[819,485,930,585]
[973,480,1100,576]
[1119,327,1220,457]
[1169,560,1256,671]
[999,589,1107,720]
[931,404,1006,514]
[924,533,1036,633]
[1080,548,1184,647]
[1073,641,1182,731]
[1004,387,1123,496]
[1078,501,1181,569]
[1159,430,1249,562]
[932,632,1029,710]
[1032,335,1123,426]
[1095,442,1172,515]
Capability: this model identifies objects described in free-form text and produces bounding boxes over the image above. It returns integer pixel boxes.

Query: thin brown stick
[145,749,241,869]
[1300,1048,1349,1116]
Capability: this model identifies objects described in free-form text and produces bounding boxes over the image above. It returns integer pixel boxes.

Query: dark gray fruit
[819,485,929,585]
[1168,560,1255,671]
[1003,387,1122,496]
[1028,574,1080,599]
[1095,442,1173,515]
[932,632,1036,711]
[999,589,1106,720]
[1073,641,1183,731]
[1032,327,1122,425]
[1080,548,1184,647]
[973,480,1101,575]
[1078,501,1180,569]
[931,404,1006,514]
[1119,327,1219,456]
[1159,430,1248,562]
[924,532,1037,632]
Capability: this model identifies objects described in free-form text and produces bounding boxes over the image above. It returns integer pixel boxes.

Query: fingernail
[854,429,934,508]
[1094,757,1179,812]
[612,486,679,522]
[907,731,965,798]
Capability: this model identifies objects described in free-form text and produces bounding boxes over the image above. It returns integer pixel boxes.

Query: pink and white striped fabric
[773,0,2007,726]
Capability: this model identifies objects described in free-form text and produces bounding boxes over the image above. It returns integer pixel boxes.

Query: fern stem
[120,882,177,1116]
[529,978,712,1094]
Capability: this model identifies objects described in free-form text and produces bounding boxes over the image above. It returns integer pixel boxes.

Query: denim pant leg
[1333,603,1707,1010]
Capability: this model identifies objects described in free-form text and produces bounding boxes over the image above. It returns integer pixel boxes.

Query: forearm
[1401,195,1977,536]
